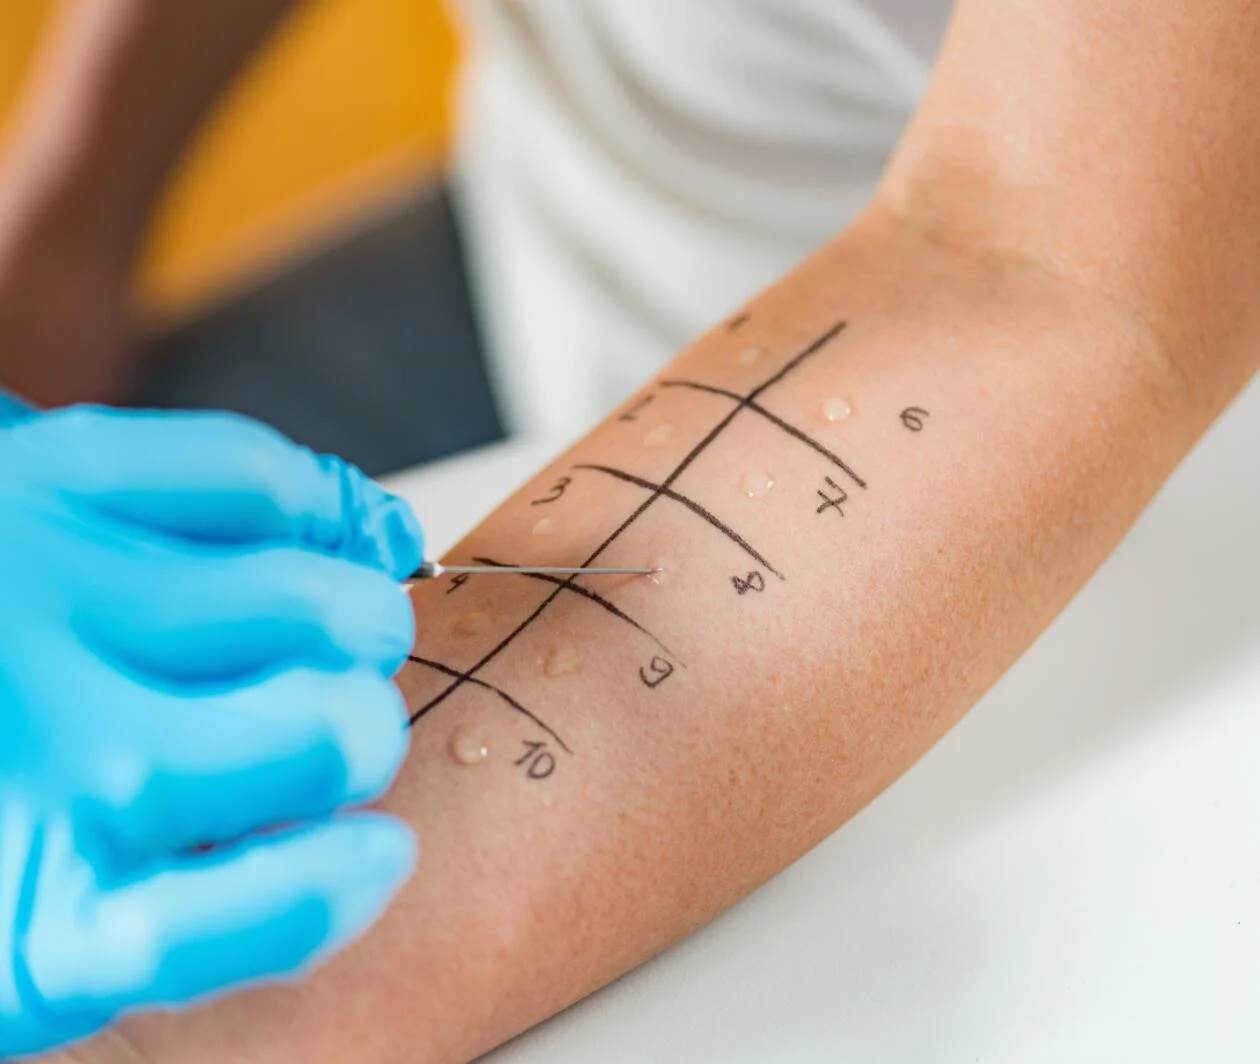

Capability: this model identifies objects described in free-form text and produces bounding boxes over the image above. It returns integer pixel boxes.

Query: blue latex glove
[0,386,35,424]
[0,406,425,1058]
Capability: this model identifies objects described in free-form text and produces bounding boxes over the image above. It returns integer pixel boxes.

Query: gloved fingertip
[0,385,37,426]
[382,500,425,581]
[356,480,424,580]
[322,816,418,950]
[372,582,416,678]
[337,676,411,802]
[314,452,424,578]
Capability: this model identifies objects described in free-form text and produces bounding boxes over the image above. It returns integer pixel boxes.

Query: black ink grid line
[411,580,584,723]
[471,556,680,661]
[577,321,847,572]
[659,381,866,490]
[408,655,572,753]
[572,465,783,580]
[409,321,846,724]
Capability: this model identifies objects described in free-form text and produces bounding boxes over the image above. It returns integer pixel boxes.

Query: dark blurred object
[135,184,504,478]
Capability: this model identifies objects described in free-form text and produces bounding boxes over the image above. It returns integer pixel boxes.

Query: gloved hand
[0,385,34,424]
[0,406,425,1058]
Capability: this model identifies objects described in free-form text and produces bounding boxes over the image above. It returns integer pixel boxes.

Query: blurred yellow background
[0,0,460,314]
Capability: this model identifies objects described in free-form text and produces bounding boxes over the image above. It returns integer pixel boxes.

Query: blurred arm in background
[0,0,299,406]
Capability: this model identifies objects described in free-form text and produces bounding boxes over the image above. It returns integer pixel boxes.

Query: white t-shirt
[451,1,952,440]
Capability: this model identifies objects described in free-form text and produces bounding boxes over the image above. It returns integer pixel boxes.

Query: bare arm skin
[50,1,1260,1062]
[0,0,298,405]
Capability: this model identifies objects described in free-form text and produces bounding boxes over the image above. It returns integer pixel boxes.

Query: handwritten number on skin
[900,407,929,432]
[531,477,572,506]
[639,656,675,689]
[816,477,848,517]
[515,740,556,779]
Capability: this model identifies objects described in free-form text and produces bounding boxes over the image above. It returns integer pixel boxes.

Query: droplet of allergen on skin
[736,346,763,367]
[646,559,670,587]
[532,516,558,536]
[741,469,775,498]
[453,611,491,637]
[543,644,580,677]
[643,423,675,448]
[448,724,491,766]
[821,397,852,423]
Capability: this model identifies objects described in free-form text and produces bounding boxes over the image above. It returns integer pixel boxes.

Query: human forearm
[83,198,1221,1064]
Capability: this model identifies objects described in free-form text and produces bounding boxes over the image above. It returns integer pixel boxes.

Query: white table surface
[384,377,1260,1063]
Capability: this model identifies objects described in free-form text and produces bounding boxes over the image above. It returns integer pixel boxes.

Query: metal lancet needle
[407,561,661,582]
